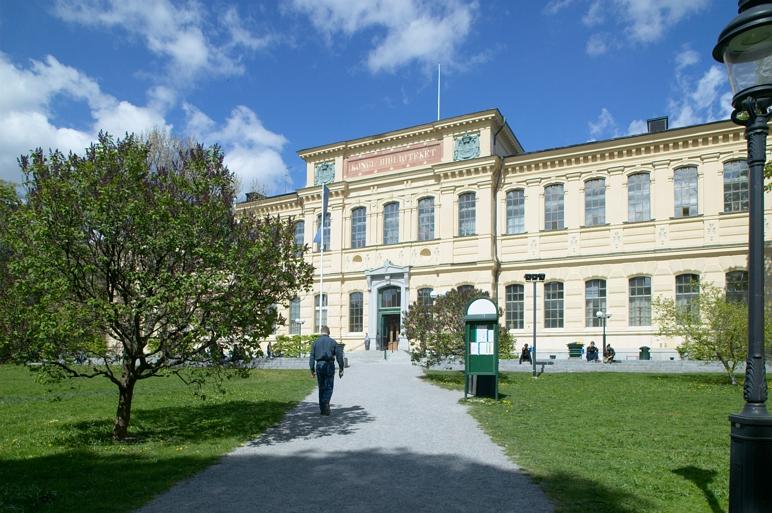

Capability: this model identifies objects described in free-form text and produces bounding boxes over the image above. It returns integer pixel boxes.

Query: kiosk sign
[464,297,499,399]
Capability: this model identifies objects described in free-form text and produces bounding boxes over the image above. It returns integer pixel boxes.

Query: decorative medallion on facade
[314,160,335,185]
[453,132,480,161]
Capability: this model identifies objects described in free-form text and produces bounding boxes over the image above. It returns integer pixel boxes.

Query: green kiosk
[464,297,499,400]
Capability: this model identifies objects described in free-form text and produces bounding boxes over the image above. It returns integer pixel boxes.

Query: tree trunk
[718,357,738,385]
[112,376,136,440]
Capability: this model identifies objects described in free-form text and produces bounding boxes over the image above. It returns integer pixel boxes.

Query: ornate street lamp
[595,311,612,362]
[714,2,772,511]
[525,273,545,377]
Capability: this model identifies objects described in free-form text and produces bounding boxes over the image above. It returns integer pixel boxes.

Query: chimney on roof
[245,191,266,202]
[647,116,668,134]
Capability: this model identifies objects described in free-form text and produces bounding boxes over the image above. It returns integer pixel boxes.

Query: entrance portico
[365,260,410,351]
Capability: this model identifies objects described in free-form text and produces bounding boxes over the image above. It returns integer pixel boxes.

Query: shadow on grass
[642,373,740,387]
[673,466,725,513]
[248,401,374,446]
[59,400,298,446]
[535,471,654,513]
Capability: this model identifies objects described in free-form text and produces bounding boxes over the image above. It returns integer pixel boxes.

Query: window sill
[669,214,703,221]
[719,210,748,215]
[622,219,655,225]
[540,227,568,233]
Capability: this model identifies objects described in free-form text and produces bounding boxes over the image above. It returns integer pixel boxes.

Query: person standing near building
[309,326,344,415]
[364,332,370,351]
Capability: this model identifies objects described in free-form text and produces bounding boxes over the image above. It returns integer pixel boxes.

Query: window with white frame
[584,178,606,226]
[628,277,651,326]
[544,282,564,328]
[723,160,749,213]
[289,298,301,335]
[675,274,700,319]
[726,270,748,304]
[349,292,363,332]
[585,279,607,327]
[294,221,305,255]
[315,213,330,251]
[458,192,476,236]
[544,184,564,230]
[418,197,435,241]
[674,167,698,217]
[505,284,524,329]
[383,202,399,244]
[314,293,328,333]
[628,173,651,222]
[417,288,433,307]
[506,189,525,234]
[351,207,366,248]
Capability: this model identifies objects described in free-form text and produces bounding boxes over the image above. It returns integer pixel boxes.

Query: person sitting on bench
[519,343,532,364]
[603,344,616,363]
[586,341,599,362]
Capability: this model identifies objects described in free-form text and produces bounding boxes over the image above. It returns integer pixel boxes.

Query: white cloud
[183,103,292,196]
[0,53,170,184]
[290,0,478,73]
[586,34,608,56]
[543,0,574,15]
[616,0,709,44]
[582,0,603,27]
[627,119,648,135]
[675,48,700,72]
[53,0,270,81]
[668,46,732,129]
[588,108,618,139]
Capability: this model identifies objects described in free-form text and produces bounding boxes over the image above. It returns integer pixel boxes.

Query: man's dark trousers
[316,361,335,413]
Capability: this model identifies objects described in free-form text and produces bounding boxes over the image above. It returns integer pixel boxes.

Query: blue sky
[0,0,739,197]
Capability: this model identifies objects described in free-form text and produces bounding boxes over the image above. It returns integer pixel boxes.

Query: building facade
[237,109,769,360]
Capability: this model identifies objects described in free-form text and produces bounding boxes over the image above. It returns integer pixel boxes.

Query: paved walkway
[138,351,554,513]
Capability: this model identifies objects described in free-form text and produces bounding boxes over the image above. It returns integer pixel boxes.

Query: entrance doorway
[381,314,400,352]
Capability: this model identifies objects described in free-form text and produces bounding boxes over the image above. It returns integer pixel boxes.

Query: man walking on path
[309,325,344,415]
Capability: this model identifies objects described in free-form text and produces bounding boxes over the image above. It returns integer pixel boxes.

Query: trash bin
[567,342,584,358]
[639,346,651,360]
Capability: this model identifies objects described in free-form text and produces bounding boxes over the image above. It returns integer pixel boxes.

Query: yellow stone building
[237,109,769,360]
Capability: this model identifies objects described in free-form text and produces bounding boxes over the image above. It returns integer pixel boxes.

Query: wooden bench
[534,360,554,376]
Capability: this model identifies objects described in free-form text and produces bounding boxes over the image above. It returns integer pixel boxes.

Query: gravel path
[137,351,554,513]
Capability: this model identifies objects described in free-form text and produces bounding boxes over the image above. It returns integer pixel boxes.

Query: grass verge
[0,364,314,513]
[425,371,754,513]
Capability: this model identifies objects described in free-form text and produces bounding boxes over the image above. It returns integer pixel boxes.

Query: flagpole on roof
[437,63,441,121]
[319,184,327,332]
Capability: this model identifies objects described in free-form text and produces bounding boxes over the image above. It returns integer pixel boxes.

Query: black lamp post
[596,310,612,362]
[714,2,772,511]
[525,273,545,378]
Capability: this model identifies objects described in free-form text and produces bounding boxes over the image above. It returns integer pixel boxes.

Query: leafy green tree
[0,181,21,362]
[2,133,314,439]
[404,287,502,367]
[653,281,760,385]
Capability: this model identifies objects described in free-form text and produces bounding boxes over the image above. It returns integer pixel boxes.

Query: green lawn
[425,371,755,513]
[0,365,314,513]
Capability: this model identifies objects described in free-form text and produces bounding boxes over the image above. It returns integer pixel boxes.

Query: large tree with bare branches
[1,133,313,439]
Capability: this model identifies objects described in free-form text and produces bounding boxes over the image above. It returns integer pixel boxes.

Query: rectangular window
[418,197,435,241]
[506,189,525,234]
[585,279,607,327]
[628,173,651,222]
[349,292,363,332]
[417,288,433,307]
[628,277,651,326]
[294,221,305,256]
[584,178,606,226]
[544,282,564,328]
[674,167,698,217]
[351,207,366,248]
[315,213,330,251]
[289,298,301,335]
[458,192,476,236]
[383,202,399,244]
[314,293,328,333]
[723,160,749,213]
[505,284,524,329]
[544,184,564,230]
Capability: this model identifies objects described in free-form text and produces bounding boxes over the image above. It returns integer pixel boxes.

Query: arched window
[726,270,749,303]
[674,167,698,217]
[628,277,651,326]
[505,284,524,329]
[628,173,651,222]
[383,202,399,244]
[584,178,605,226]
[417,288,433,306]
[351,207,366,248]
[675,274,700,318]
[314,293,328,333]
[506,189,525,234]
[457,284,475,296]
[723,160,749,213]
[585,279,607,327]
[289,298,301,335]
[418,197,435,241]
[458,192,476,236]
[544,184,564,230]
[544,282,564,328]
[349,292,363,332]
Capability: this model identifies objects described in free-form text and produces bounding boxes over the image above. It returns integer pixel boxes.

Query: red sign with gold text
[345,141,442,178]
